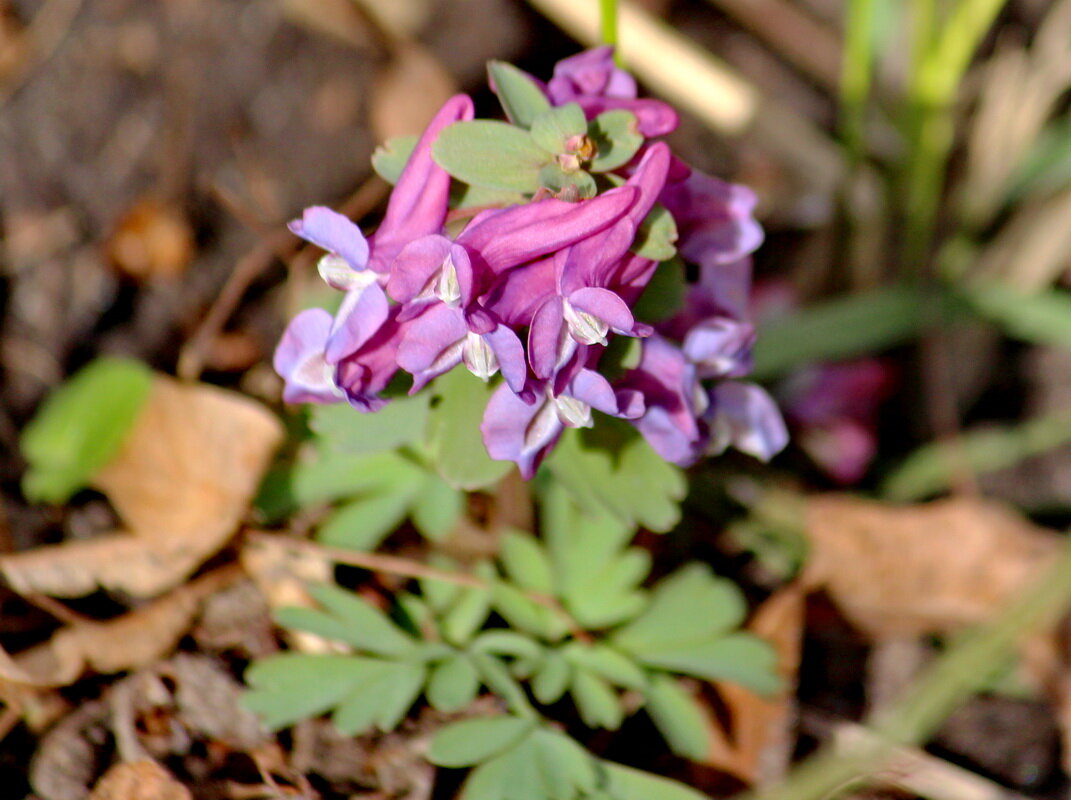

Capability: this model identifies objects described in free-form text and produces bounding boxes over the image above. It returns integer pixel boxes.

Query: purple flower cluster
[274,48,787,478]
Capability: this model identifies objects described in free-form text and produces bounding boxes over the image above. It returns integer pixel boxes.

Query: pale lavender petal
[634,406,705,466]
[458,187,638,273]
[528,297,568,380]
[481,384,563,478]
[481,256,558,327]
[682,317,755,378]
[568,287,637,334]
[483,324,528,393]
[386,235,453,303]
[572,96,678,137]
[565,368,643,419]
[289,207,369,271]
[547,47,637,101]
[325,282,391,364]
[368,94,475,273]
[662,171,763,267]
[396,303,468,391]
[273,308,344,404]
[798,420,875,485]
[707,382,788,461]
[334,323,404,412]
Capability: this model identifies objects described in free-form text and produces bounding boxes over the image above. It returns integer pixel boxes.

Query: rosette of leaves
[258,367,690,546]
[244,484,779,797]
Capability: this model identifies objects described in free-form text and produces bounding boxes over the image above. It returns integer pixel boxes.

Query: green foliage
[21,357,154,503]
[371,135,418,184]
[631,204,678,261]
[310,393,429,455]
[433,120,551,193]
[531,104,588,154]
[750,284,932,380]
[426,368,514,490]
[546,424,687,532]
[963,283,1071,352]
[588,110,643,172]
[489,60,552,129]
[883,409,1071,501]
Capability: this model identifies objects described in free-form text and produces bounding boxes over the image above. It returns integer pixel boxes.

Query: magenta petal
[289,207,369,271]
[334,325,403,412]
[547,47,637,101]
[568,287,636,334]
[273,308,343,404]
[573,96,678,137]
[483,324,528,392]
[708,382,788,461]
[635,406,704,466]
[682,317,755,378]
[459,188,638,273]
[481,384,562,479]
[482,256,558,327]
[397,304,468,389]
[528,298,567,380]
[565,369,619,416]
[625,143,672,228]
[369,94,475,273]
[558,220,636,294]
[387,235,452,303]
[325,282,391,364]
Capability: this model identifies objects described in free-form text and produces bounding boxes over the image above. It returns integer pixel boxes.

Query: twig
[176,228,297,381]
[247,532,591,641]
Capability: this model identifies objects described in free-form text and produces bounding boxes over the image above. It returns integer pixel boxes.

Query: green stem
[599,0,618,49]
[839,0,876,166]
[743,534,1071,800]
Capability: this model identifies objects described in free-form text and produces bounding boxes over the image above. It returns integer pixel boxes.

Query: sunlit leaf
[316,483,419,550]
[426,368,514,490]
[589,110,643,172]
[488,60,552,129]
[645,675,711,761]
[310,393,429,455]
[632,633,781,695]
[530,103,588,154]
[427,653,481,712]
[371,135,418,184]
[604,761,708,800]
[428,715,536,767]
[410,472,465,540]
[571,668,624,730]
[630,204,677,261]
[242,654,368,730]
[433,121,550,193]
[21,357,154,503]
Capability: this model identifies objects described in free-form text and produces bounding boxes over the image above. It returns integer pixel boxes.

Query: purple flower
[545,47,678,137]
[706,381,788,462]
[273,309,345,404]
[482,369,643,478]
[660,171,764,271]
[396,303,527,393]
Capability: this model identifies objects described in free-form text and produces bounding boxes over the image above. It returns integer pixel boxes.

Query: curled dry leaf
[1,377,283,598]
[88,761,191,800]
[706,584,804,786]
[803,495,1061,639]
[0,566,241,689]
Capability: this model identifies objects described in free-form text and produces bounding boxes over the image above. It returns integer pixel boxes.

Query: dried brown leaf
[0,377,282,598]
[803,495,1061,639]
[88,761,191,800]
[706,584,804,785]
[0,567,241,689]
